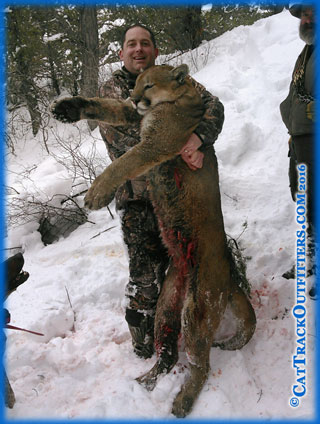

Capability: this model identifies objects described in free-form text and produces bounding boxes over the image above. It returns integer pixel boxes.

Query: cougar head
[131,64,189,116]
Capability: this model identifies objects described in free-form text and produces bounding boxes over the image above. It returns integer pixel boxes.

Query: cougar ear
[171,64,189,84]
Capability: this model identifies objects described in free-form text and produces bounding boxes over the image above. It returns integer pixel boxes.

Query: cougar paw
[51,96,87,123]
[84,181,115,211]
[135,372,158,392]
[84,191,112,211]
[172,392,194,418]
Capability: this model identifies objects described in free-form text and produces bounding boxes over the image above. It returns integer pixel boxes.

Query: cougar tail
[212,285,256,351]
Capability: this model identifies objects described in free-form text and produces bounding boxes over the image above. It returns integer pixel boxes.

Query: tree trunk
[47,43,61,96]
[9,8,42,136]
[182,6,203,50]
[166,7,203,52]
[79,6,99,131]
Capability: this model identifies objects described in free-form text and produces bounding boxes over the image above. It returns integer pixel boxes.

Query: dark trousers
[289,134,315,228]
[120,200,169,327]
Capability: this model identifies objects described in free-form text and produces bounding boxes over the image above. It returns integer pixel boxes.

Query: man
[280,5,316,296]
[99,24,224,358]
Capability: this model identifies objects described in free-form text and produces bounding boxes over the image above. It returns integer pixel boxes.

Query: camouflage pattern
[280,44,314,137]
[98,66,224,357]
[121,200,169,358]
[121,200,169,314]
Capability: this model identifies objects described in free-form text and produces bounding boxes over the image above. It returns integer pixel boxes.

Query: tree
[79,6,99,130]
[165,6,203,52]
[79,6,99,98]
[7,7,43,136]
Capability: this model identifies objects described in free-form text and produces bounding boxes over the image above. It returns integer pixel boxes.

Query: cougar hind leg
[212,284,256,351]
[135,264,182,391]
[172,285,228,418]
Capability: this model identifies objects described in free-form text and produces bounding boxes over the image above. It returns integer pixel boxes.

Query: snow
[4,10,316,420]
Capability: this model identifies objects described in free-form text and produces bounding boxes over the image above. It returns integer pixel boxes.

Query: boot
[309,285,317,300]
[282,265,295,280]
[307,229,317,300]
[126,309,155,359]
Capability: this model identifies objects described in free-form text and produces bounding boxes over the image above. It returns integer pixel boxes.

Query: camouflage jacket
[280,44,315,137]
[99,66,224,209]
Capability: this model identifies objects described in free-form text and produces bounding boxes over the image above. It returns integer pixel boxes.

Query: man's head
[289,4,315,45]
[299,6,315,45]
[120,25,159,75]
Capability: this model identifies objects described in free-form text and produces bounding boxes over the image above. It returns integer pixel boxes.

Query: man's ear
[171,64,189,84]
[119,49,124,61]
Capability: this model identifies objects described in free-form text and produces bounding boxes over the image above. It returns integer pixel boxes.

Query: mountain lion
[51,64,256,418]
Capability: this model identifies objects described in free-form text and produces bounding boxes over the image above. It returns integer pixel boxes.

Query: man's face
[120,27,159,75]
[299,7,315,45]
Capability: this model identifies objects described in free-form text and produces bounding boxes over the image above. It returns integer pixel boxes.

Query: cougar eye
[144,83,154,91]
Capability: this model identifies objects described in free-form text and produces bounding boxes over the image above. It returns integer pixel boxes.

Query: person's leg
[291,135,314,226]
[292,135,316,298]
[121,200,169,358]
[288,140,298,202]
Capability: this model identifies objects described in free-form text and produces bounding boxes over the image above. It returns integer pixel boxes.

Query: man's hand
[180,133,204,171]
[306,101,315,122]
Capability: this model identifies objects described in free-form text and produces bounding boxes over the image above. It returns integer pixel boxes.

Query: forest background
[6,3,286,239]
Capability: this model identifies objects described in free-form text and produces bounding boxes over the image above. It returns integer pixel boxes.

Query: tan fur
[51,64,256,417]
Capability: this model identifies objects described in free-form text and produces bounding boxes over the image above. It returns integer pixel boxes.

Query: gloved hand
[306,101,315,122]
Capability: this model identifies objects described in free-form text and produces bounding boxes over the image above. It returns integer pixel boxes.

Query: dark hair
[121,24,157,49]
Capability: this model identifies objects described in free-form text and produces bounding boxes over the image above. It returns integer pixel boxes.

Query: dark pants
[289,132,317,291]
[289,134,315,228]
[121,200,169,325]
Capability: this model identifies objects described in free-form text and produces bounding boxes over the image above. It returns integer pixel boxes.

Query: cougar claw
[135,373,158,391]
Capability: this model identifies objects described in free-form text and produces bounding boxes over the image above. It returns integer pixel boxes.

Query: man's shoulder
[99,68,130,98]
[188,75,204,91]
[188,75,222,108]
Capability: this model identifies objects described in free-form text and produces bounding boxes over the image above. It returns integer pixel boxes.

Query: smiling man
[119,26,159,75]
[98,24,224,358]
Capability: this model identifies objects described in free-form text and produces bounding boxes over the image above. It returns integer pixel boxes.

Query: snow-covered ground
[4,10,316,420]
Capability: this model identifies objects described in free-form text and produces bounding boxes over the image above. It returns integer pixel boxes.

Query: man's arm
[180,77,224,170]
[191,77,225,145]
[98,75,142,160]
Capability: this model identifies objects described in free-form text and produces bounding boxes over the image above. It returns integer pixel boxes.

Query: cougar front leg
[84,165,119,210]
[84,135,181,210]
[51,96,139,125]
[136,264,184,391]
[84,104,195,210]
[84,145,158,210]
